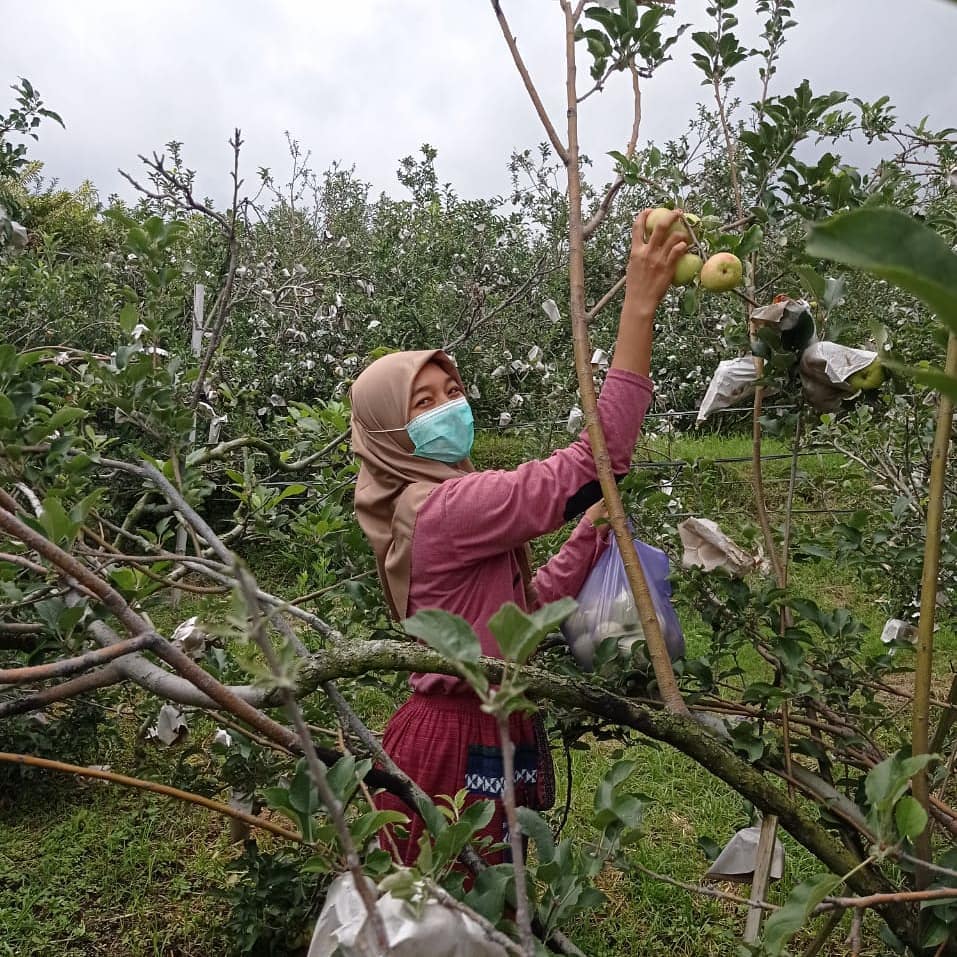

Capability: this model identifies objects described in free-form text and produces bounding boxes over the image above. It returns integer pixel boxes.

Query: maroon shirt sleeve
[533,516,610,606]
[419,369,653,567]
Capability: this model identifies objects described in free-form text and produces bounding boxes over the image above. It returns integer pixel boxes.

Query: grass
[1,429,953,956]
[0,778,233,956]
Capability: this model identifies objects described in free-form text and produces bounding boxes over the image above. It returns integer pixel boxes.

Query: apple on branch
[644,207,693,241]
[671,253,703,286]
[700,253,743,292]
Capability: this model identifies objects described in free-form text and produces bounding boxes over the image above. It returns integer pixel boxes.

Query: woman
[349,209,687,864]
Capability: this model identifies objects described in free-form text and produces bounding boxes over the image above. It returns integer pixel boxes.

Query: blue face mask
[406,397,474,463]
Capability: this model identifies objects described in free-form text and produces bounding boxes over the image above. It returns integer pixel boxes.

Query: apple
[700,253,743,292]
[671,252,703,286]
[846,359,884,391]
[645,207,692,241]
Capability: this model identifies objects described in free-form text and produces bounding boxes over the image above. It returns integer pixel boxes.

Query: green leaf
[119,303,138,335]
[269,483,308,507]
[350,809,408,846]
[488,598,575,665]
[795,265,826,301]
[288,760,320,816]
[806,208,957,334]
[404,609,481,664]
[894,795,928,840]
[516,807,555,864]
[737,224,764,256]
[762,873,842,956]
[39,495,77,544]
[0,344,17,376]
[907,364,957,403]
[0,393,15,421]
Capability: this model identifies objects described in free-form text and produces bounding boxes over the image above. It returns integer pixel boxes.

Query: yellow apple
[700,253,743,292]
[645,207,692,240]
[672,253,703,286]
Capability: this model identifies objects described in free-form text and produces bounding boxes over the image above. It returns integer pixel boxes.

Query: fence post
[171,284,205,609]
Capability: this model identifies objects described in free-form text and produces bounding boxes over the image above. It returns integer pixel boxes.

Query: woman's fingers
[666,236,690,263]
[632,210,650,249]
[645,209,682,247]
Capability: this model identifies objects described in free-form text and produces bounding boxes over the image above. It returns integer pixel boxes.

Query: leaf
[39,495,77,544]
[288,760,320,817]
[350,809,408,846]
[806,208,957,334]
[737,224,764,256]
[907,364,957,403]
[795,265,826,301]
[119,303,138,335]
[762,873,842,956]
[404,609,481,664]
[516,807,555,864]
[488,598,575,665]
[0,393,15,421]
[894,795,928,840]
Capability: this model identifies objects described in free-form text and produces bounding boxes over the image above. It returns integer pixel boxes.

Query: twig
[0,633,153,685]
[0,664,126,718]
[582,60,642,240]
[0,551,49,576]
[557,0,687,714]
[426,881,525,957]
[634,861,779,911]
[192,130,244,408]
[585,273,626,322]
[490,0,569,165]
[495,713,536,956]
[235,565,389,951]
[911,331,957,887]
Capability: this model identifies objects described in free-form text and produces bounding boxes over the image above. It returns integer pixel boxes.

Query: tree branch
[491,1,570,165]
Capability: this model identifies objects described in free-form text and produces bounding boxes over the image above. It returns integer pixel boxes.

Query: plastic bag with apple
[562,531,684,671]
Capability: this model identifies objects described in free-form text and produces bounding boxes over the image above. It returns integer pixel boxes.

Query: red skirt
[373,691,555,866]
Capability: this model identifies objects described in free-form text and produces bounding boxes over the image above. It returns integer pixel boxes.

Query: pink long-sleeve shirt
[407,369,653,694]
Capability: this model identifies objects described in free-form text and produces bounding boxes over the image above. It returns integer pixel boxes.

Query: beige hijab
[350,350,474,620]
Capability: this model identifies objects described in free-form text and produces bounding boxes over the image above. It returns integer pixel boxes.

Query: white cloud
[3,0,954,204]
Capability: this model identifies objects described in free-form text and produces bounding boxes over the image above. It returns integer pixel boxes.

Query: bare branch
[0,633,153,685]
[192,130,244,408]
[585,273,626,322]
[491,1,569,165]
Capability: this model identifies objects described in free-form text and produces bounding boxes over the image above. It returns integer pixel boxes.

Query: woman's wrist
[621,289,657,326]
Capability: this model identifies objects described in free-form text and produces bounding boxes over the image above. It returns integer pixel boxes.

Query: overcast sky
[3,0,955,206]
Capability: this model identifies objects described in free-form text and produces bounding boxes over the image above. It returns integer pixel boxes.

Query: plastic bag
[562,536,684,671]
[799,341,878,412]
[696,357,768,423]
[309,872,507,957]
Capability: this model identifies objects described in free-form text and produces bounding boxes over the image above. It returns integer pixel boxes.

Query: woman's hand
[624,209,689,317]
[584,499,608,528]
[610,208,688,377]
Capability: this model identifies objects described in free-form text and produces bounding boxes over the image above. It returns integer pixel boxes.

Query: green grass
[552,739,889,956]
[0,782,233,956]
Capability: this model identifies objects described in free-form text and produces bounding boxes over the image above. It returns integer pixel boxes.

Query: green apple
[700,253,743,292]
[671,252,703,286]
[645,207,692,240]
[846,358,885,391]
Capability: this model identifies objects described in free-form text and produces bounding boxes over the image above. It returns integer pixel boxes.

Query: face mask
[406,397,474,463]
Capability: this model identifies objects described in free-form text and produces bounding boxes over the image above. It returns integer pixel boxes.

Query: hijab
[350,349,536,621]
[350,350,472,619]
